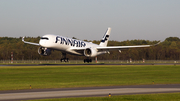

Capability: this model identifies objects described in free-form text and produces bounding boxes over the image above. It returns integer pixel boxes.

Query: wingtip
[153,41,161,46]
[22,37,25,41]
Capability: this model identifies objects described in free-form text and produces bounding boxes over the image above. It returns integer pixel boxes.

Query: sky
[0,0,180,41]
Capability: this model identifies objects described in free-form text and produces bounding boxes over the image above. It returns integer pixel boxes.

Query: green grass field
[0,65,180,91]
[26,93,180,101]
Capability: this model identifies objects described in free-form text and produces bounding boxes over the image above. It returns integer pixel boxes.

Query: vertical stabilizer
[99,27,111,47]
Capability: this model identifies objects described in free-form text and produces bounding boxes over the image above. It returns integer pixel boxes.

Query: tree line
[0,36,180,60]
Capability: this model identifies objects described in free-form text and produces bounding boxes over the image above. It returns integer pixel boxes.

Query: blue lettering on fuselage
[55,36,86,47]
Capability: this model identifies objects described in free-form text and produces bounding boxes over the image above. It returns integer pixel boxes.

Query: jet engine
[84,48,98,57]
[38,47,51,56]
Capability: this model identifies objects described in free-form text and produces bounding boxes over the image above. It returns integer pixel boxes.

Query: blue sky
[0,0,180,41]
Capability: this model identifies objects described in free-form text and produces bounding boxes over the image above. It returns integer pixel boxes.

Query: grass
[0,65,180,90]
[26,93,180,101]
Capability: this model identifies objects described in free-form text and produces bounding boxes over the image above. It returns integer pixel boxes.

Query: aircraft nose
[39,40,46,46]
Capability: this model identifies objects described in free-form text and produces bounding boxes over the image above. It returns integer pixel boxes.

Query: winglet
[152,41,161,46]
[22,37,40,46]
[22,37,25,42]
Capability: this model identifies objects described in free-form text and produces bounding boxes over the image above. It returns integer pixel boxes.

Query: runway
[1,63,180,66]
[0,84,180,101]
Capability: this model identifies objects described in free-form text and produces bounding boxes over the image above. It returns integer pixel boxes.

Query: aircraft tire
[84,59,92,63]
[60,58,69,62]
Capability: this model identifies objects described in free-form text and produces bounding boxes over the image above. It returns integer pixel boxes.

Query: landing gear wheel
[84,59,92,63]
[61,58,69,62]
[60,53,69,62]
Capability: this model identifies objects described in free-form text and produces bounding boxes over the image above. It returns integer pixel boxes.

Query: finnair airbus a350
[22,28,159,62]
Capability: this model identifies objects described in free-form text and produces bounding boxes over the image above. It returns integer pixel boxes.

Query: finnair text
[55,36,86,47]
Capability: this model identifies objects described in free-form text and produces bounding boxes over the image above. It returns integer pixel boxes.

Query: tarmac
[0,63,180,66]
[0,84,180,101]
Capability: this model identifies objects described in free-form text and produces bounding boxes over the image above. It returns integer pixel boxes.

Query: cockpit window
[41,37,49,40]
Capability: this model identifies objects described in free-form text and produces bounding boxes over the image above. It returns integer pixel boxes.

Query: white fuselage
[39,34,102,56]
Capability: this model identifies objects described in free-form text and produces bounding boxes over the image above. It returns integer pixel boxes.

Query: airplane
[22,27,160,63]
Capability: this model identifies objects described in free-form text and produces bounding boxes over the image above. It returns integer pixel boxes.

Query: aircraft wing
[70,47,86,50]
[70,42,160,51]
[22,37,40,46]
[97,42,160,51]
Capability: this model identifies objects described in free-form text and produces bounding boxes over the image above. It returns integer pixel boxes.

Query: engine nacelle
[38,47,51,56]
[84,48,98,57]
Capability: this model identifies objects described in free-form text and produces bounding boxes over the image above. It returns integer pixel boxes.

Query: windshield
[41,37,49,40]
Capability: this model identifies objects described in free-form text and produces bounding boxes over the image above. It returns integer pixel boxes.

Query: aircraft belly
[52,44,70,51]
[50,43,83,56]
[66,50,84,56]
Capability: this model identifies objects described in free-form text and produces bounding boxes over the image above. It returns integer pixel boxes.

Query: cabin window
[41,37,49,40]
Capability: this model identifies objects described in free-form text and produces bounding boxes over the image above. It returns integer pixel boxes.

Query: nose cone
[39,35,56,47]
[39,40,46,47]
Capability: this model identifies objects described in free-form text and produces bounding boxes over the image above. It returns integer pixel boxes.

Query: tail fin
[99,27,111,47]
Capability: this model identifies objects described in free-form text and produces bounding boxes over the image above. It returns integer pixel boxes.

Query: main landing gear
[84,58,92,63]
[61,53,69,62]
[60,53,92,63]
